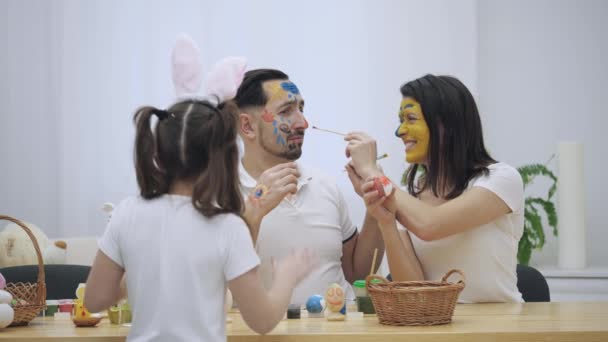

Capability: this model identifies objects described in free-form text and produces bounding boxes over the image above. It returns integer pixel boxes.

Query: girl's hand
[273,248,319,286]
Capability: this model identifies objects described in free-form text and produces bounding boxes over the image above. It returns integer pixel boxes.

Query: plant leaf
[518,230,532,265]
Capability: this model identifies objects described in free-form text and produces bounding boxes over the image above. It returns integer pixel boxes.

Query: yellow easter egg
[75,284,86,300]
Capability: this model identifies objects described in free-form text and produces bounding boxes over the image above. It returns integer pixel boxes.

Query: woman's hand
[344,132,381,179]
[361,177,397,227]
[345,162,365,198]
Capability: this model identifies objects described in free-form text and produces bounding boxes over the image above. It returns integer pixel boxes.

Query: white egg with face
[0,290,12,305]
[324,283,345,313]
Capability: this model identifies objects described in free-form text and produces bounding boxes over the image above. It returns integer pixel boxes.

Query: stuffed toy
[0,221,67,268]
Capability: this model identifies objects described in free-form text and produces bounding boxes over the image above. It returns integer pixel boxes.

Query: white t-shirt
[98,195,259,342]
[239,162,357,304]
[400,162,524,303]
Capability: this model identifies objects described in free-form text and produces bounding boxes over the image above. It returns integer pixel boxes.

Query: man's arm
[342,213,385,283]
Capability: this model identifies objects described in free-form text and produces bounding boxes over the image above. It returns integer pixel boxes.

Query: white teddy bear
[0,221,67,268]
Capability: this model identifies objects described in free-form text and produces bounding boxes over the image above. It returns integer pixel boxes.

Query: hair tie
[152,109,170,121]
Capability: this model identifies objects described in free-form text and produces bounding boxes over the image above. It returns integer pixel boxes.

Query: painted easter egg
[373,176,393,197]
[305,294,326,313]
[324,283,345,313]
[0,273,5,289]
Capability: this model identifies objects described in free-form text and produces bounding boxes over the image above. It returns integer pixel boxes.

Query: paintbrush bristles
[312,126,346,136]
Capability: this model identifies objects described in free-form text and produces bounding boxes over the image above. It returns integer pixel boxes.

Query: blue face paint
[281,81,300,99]
[276,135,286,146]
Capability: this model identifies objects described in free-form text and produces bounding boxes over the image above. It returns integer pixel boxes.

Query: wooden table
[1,302,607,341]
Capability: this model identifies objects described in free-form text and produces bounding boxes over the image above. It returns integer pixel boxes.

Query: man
[234,69,384,304]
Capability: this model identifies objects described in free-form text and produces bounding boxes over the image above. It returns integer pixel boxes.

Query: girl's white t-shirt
[98,195,259,342]
[401,162,524,303]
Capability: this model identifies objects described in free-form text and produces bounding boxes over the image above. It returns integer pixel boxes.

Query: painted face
[257,79,309,160]
[395,97,430,164]
[324,283,345,312]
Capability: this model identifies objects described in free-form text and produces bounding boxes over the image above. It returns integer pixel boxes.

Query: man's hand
[246,162,300,222]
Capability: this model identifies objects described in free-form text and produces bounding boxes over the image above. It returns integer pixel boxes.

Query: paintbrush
[312,126,346,136]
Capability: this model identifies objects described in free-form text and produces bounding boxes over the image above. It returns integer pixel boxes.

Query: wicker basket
[0,215,46,326]
[366,269,465,326]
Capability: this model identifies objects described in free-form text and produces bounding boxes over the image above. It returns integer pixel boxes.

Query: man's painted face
[395,97,430,164]
[258,79,308,160]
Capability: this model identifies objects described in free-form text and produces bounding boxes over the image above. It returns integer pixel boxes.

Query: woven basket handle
[0,215,46,292]
[365,274,388,290]
[441,269,465,285]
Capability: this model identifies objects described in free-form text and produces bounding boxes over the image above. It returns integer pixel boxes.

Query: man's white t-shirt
[98,195,259,342]
[239,162,358,304]
[400,162,524,303]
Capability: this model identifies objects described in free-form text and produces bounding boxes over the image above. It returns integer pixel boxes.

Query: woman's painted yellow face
[395,97,430,164]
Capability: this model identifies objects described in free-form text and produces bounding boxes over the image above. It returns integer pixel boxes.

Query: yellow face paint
[395,97,430,164]
[265,81,287,103]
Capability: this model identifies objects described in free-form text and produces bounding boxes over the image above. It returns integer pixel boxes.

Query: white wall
[0,1,59,233]
[478,0,608,267]
[0,0,477,241]
[2,0,605,270]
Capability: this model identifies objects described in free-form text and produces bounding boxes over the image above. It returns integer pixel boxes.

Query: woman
[345,74,523,303]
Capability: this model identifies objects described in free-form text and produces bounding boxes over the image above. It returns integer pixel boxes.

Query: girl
[85,98,317,341]
[345,74,524,303]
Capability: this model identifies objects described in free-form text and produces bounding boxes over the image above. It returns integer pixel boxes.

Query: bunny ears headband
[171,33,247,105]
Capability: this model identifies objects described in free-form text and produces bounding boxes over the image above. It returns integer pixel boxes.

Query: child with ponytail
[84,35,317,341]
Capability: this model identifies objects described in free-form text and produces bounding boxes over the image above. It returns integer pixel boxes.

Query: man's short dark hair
[234,69,289,109]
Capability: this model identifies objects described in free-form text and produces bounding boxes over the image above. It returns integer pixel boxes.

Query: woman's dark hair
[133,98,243,217]
[400,74,496,199]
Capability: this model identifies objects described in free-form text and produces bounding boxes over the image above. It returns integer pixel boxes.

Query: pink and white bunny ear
[203,56,247,102]
[171,34,203,98]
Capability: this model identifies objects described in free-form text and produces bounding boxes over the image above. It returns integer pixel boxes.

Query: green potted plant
[517,157,558,265]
